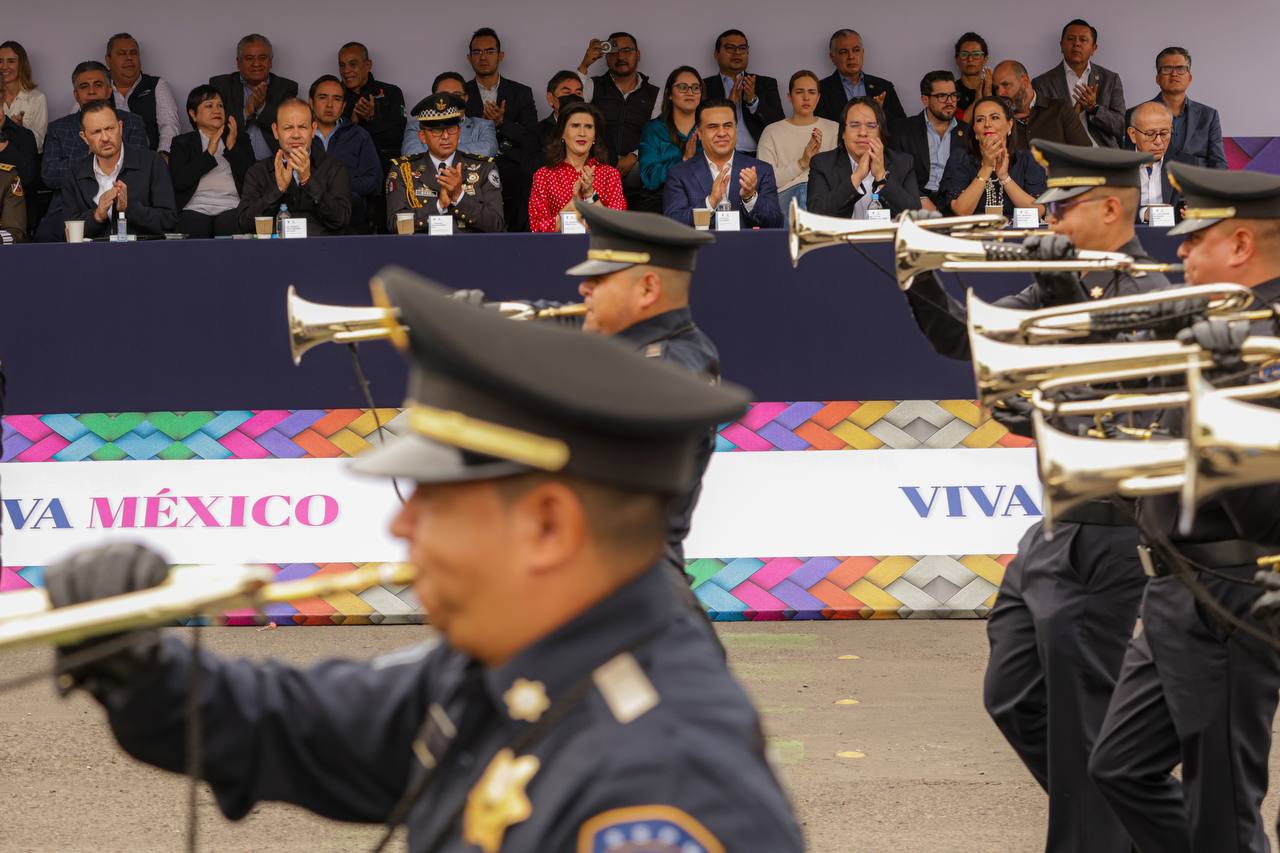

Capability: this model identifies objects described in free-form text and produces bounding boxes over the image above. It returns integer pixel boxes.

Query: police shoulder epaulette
[592,652,659,724]
[0,163,13,172]
[461,152,495,163]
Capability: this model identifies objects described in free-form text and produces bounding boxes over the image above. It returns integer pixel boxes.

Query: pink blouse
[528,158,627,232]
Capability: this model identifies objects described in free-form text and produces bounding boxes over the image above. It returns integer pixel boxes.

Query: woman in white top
[756,70,838,228]
[0,41,48,151]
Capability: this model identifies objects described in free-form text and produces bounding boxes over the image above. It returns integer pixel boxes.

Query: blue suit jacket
[1124,96,1226,170]
[662,153,782,228]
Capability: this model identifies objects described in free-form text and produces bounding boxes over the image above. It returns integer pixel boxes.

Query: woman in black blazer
[940,96,1046,219]
[169,85,255,238]
[806,97,921,218]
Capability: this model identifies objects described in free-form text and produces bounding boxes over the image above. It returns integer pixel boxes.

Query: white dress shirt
[1062,61,1096,144]
[703,154,757,212]
[185,131,240,215]
[719,73,760,153]
[1139,159,1165,209]
[4,86,48,151]
[112,76,181,152]
[849,154,877,219]
[92,150,125,205]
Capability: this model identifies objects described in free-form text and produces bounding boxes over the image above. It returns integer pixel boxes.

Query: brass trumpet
[0,563,418,651]
[287,286,587,364]
[787,200,1007,267]
[966,284,1257,345]
[1033,409,1186,531]
[894,216,1183,290]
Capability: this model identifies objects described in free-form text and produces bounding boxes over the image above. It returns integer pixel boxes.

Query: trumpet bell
[287,285,405,365]
[1033,411,1185,533]
[1179,363,1280,534]
[787,206,1007,268]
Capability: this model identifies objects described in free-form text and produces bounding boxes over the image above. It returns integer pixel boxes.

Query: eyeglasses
[845,121,879,131]
[929,92,959,101]
[673,83,702,94]
[468,48,498,57]
[1157,65,1191,76]
[1045,196,1107,219]
[423,125,461,136]
[1132,128,1172,141]
[956,50,986,59]
[720,43,749,53]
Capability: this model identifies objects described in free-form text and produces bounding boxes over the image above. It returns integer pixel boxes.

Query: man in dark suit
[700,29,784,155]
[462,27,539,232]
[993,60,1092,151]
[816,29,905,124]
[58,100,176,239]
[1123,47,1226,169]
[209,34,299,162]
[663,98,781,228]
[1032,19,1125,148]
[337,41,405,168]
[890,71,970,212]
[1127,101,1184,222]
[540,70,583,148]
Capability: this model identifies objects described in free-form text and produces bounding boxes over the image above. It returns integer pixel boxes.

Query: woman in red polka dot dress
[528,101,626,232]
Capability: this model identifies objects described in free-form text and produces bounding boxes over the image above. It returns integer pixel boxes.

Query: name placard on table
[1012,208,1041,229]
[559,212,586,234]
[282,218,308,239]
[714,210,741,231]
[428,215,454,236]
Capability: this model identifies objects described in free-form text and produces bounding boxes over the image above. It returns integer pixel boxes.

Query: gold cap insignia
[1089,286,1104,299]
[463,748,540,853]
[435,98,447,111]
[1031,146,1049,170]
[1182,206,1237,220]
[503,678,550,723]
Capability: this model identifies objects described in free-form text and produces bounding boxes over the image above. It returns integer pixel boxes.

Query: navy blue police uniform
[43,270,805,853]
[901,141,1170,853]
[1089,164,1280,853]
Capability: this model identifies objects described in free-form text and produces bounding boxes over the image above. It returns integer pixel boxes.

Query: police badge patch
[488,169,502,189]
[577,806,723,853]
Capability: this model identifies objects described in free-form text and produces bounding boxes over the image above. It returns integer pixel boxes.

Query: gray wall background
[7,0,1276,135]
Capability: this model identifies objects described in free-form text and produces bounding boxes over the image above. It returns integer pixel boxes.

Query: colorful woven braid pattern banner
[1,403,1024,621]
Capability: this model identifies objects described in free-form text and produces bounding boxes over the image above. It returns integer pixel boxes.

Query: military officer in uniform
[901,141,1171,853]
[0,161,26,244]
[386,92,505,233]
[42,269,806,852]
[1089,165,1280,853]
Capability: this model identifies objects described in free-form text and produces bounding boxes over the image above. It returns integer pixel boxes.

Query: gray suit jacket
[1124,96,1226,169]
[1033,61,1125,147]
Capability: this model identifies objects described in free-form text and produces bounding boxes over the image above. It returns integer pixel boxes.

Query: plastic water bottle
[275,204,290,239]
[115,211,127,241]
[867,193,884,215]
[715,197,733,213]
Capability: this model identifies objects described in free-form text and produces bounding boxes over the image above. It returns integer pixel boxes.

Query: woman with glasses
[941,96,1045,218]
[638,67,703,199]
[953,33,992,120]
[529,101,625,232]
[757,70,838,227]
[806,97,920,219]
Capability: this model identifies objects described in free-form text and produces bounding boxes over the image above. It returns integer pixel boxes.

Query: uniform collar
[482,563,675,725]
[1249,276,1280,307]
[614,307,694,348]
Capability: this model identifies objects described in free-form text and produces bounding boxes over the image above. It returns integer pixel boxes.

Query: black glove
[450,288,486,305]
[991,394,1035,438]
[44,543,170,697]
[1090,297,1210,338]
[1177,317,1249,374]
[1252,570,1280,629]
[1023,233,1086,306]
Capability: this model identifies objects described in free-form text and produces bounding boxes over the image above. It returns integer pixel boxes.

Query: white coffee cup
[64,219,85,243]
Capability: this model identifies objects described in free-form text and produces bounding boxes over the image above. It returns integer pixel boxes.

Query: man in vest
[104,33,180,156]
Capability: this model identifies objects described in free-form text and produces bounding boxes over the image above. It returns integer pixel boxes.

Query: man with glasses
[1033,19,1126,148]
[1124,47,1225,169]
[993,60,1091,151]
[890,70,970,212]
[1127,101,1183,222]
[816,29,905,123]
[462,27,538,231]
[700,30,783,155]
[576,32,660,209]
[903,141,1168,853]
[386,92,504,233]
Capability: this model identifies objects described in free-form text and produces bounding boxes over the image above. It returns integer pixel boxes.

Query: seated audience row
[0,21,1231,240]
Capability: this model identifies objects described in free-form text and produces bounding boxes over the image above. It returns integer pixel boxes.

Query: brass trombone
[287,286,587,364]
[965,284,1257,345]
[787,200,1007,266]
[0,563,418,651]
[894,216,1183,291]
